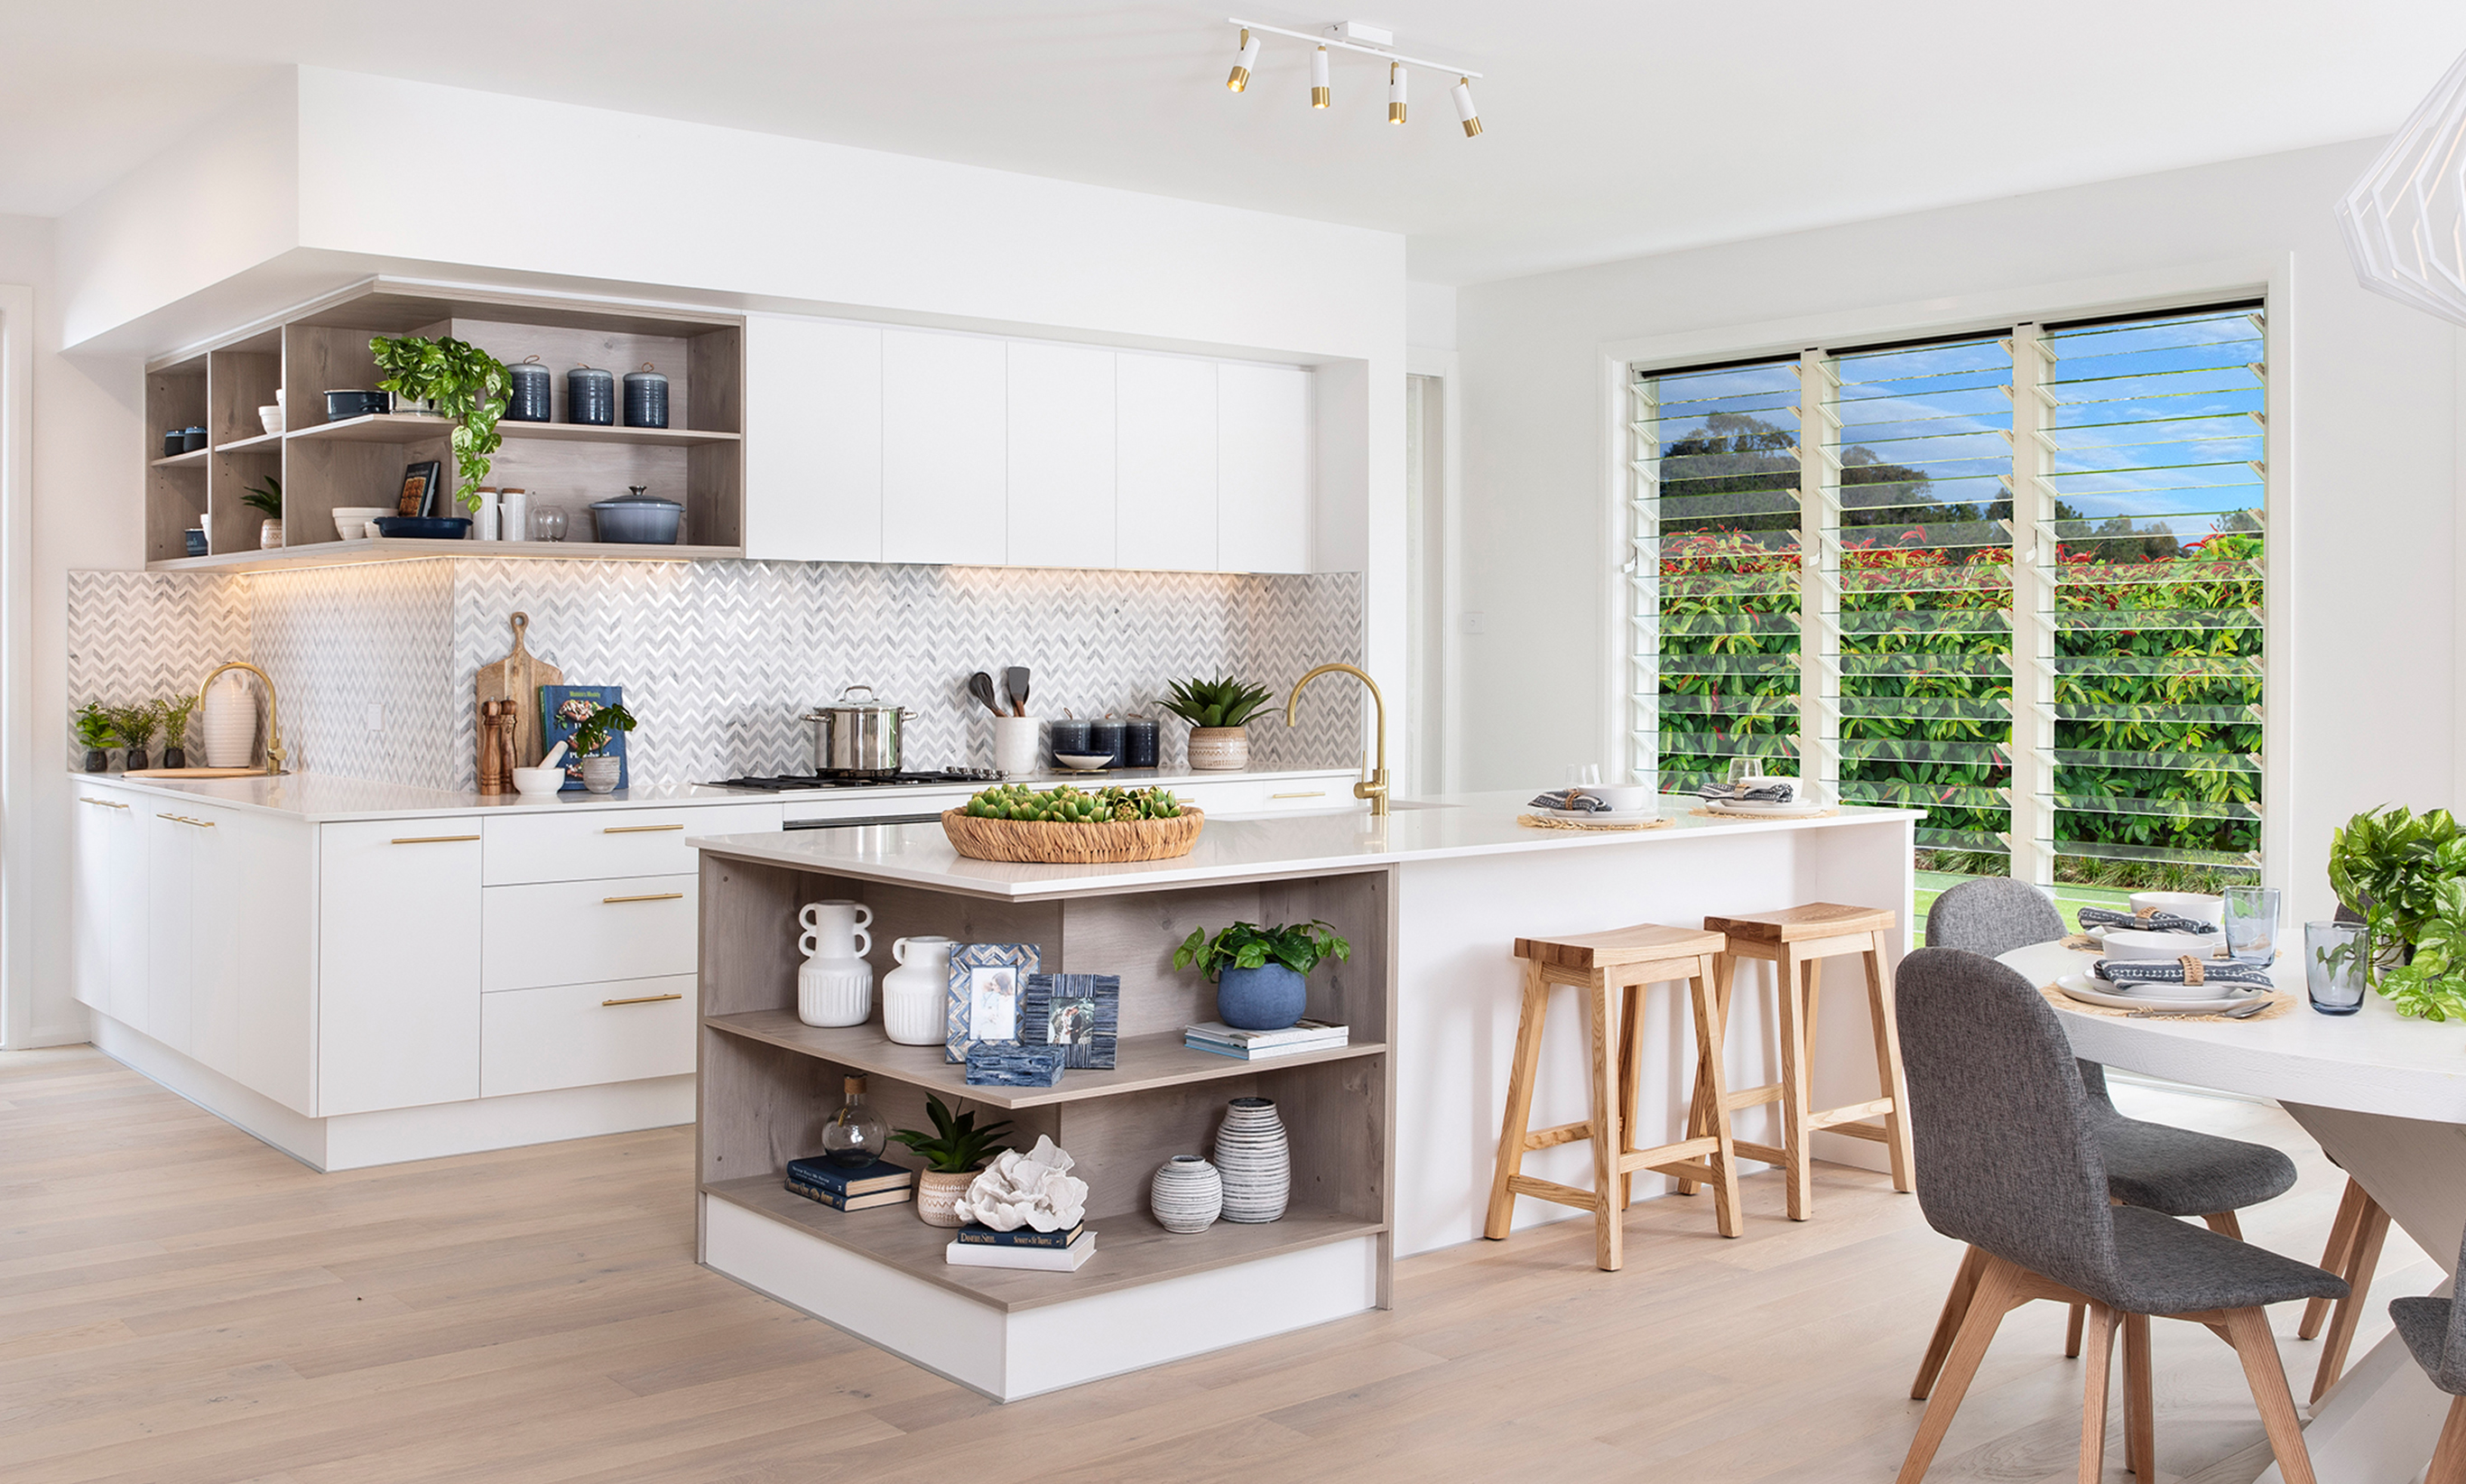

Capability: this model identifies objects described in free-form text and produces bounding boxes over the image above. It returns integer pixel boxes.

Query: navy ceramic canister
[1089,719,1125,768]
[566,366,616,426]
[622,365,670,429]
[1047,718,1094,757]
[1122,718,1160,769]
[1216,963,1307,1032]
[505,358,552,422]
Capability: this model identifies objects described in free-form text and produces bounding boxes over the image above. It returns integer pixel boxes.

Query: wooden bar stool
[1683,902,1914,1221]
[1485,923,1743,1271]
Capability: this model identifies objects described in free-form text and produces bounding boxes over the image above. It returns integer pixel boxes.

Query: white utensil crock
[883,935,953,1045]
[796,901,875,1028]
[993,715,1041,775]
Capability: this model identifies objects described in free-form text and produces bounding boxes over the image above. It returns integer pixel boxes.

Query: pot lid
[590,485,682,512]
[810,683,902,712]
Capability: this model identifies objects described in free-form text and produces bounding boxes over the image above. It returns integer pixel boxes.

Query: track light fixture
[1221,17,1486,135]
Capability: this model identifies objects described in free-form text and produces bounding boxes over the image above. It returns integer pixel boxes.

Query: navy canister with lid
[622,365,669,429]
[505,358,552,422]
[1122,718,1160,769]
[1089,719,1126,768]
[566,366,616,426]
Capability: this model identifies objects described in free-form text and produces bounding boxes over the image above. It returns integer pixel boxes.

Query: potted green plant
[1174,919,1350,1031]
[369,334,511,514]
[109,701,162,773]
[890,1094,1014,1227]
[2330,805,2466,1020]
[158,691,199,770]
[567,700,637,794]
[1160,675,1275,771]
[241,474,283,549]
[72,702,114,773]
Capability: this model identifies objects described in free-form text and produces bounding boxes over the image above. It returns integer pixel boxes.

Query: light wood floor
[1,1045,2434,1483]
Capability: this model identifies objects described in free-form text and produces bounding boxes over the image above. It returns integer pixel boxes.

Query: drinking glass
[1726,756,1757,785]
[1562,764,1600,787]
[532,505,567,542]
[2304,921,2369,1016]
[2222,886,2280,963]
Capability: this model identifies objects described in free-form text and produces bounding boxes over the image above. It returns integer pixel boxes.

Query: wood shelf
[284,413,456,444]
[218,431,283,455]
[702,1176,1384,1312]
[704,1009,1383,1111]
[146,537,746,574]
[286,413,741,448]
[152,448,209,469]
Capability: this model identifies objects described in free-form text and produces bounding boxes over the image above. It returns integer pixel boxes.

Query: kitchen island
[688,792,1920,1399]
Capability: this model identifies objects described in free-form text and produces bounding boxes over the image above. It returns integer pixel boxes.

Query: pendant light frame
[2338,48,2466,326]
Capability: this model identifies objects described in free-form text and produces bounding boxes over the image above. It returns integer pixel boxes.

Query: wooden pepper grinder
[478,698,516,794]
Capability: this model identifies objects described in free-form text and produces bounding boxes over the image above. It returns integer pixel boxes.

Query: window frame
[1597,256,2294,891]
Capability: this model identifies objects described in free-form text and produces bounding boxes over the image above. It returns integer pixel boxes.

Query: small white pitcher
[796,900,875,1028]
[882,935,953,1046]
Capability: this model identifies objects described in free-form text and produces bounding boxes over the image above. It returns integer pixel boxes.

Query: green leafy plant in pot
[566,701,636,795]
[108,701,162,773]
[72,702,115,773]
[368,334,511,515]
[2329,805,2466,1020]
[241,475,283,550]
[158,691,199,770]
[1161,675,1275,771]
[891,1094,1014,1227]
[1175,919,1350,1031]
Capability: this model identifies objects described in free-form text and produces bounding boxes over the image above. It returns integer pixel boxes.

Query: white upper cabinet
[1216,363,1313,573]
[882,329,1007,566]
[1117,353,1219,571]
[1006,342,1117,570]
[743,315,883,563]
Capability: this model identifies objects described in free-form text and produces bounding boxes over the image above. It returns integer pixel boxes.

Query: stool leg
[1618,978,1644,1212]
[1484,962,1551,1241]
[1676,951,1735,1198]
[1689,952,1743,1237]
[1583,969,1624,1271]
[1776,945,1815,1221]
[1863,931,1916,1193]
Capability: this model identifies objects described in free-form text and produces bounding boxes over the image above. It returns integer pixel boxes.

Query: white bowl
[332,505,392,542]
[1576,784,1652,812]
[2100,926,2226,960]
[2127,891,2223,927]
[1052,753,1112,771]
[257,404,284,435]
[510,765,565,796]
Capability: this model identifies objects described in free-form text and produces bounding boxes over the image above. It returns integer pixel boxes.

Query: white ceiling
[5,1,2462,284]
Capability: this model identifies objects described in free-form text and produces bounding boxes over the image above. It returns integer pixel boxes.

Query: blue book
[951,1221,1085,1248]
[785,1180,911,1212]
[540,683,628,792]
[784,1155,914,1196]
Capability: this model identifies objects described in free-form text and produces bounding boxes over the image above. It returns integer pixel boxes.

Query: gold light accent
[1311,45,1330,107]
[1228,27,1257,91]
[1387,61,1406,124]
[1453,76,1482,136]
[1284,663,1390,816]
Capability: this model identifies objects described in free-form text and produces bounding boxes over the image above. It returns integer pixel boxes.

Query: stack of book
[784,1155,914,1211]
[1182,1018,1349,1061]
[945,1221,1095,1271]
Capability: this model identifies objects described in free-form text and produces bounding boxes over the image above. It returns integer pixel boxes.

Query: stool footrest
[1820,1118,1891,1143]
[1618,1136,1720,1173]
[1506,1174,1600,1211]
[1647,1160,1724,1186]
[1522,1120,1593,1151]
[1807,1098,1896,1132]
[1724,1084,1783,1110]
[1732,1139,1790,1164]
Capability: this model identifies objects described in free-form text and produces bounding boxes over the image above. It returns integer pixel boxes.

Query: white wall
[1455,140,2459,923]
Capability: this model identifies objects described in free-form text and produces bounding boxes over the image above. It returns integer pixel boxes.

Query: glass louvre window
[1629,358,1804,794]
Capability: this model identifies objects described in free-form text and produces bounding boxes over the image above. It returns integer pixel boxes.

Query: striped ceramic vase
[1150,1155,1223,1234]
[1211,1097,1290,1223]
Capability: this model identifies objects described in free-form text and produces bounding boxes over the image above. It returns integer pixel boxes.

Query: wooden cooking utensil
[475,612,564,770]
[1004,665,1031,718]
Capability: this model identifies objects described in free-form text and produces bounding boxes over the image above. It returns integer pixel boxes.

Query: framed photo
[1022,973,1118,1070]
[945,942,1042,1063]
[398,459,444,516]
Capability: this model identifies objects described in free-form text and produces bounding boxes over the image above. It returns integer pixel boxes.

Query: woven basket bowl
[941,807,1205,865]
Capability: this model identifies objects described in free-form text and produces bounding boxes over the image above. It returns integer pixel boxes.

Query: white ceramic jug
[882,935,953,1045]
[197,671,256,768]
[796,901,875,1028]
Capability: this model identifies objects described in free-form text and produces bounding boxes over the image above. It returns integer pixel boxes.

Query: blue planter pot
[1217,964,1307,1031]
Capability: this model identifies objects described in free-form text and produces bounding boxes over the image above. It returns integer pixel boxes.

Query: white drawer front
[483,874,698,991]
[1256,783,1349,812]
[483,803,781,886]
[480,974,696,1099]
[1160,780,1262,816]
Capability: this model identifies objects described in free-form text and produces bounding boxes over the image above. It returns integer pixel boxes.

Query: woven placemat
[1517,812,1675,833]
[2040,983,2295,1023]
[1688,805,1841,821]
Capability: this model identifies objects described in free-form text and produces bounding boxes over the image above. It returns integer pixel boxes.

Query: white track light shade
[1452,76,1480,136]
[1312,45,1330,107]
[1228,28,1258,91]
[1388,62,1406,125]
[2338,47,2466,327]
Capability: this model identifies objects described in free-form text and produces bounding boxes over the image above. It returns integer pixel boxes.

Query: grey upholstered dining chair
[1914,877,2300,1381]
[1892,948,2343,1484]
[2392,1221,2466,1483]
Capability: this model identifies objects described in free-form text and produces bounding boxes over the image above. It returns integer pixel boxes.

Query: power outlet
[363,703,385,732]
[1461,611,1488,635]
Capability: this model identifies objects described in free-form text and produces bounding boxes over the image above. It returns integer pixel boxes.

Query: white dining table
[2000,939,2466,1484]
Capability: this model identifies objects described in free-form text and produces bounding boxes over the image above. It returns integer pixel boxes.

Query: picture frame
[1021,973,1118,1070]
[398,459,444,517]
[945,942,1042,1063]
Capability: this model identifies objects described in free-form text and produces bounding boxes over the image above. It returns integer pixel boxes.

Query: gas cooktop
[706,768,997,792]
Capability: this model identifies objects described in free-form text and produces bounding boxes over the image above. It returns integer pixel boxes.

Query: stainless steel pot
[804,685,912,775]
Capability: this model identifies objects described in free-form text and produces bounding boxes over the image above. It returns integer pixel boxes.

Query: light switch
[364,703,385,732]
[1461,611,1488,635]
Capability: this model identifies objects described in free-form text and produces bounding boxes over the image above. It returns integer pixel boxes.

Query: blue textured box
[964,1043,1066,1087]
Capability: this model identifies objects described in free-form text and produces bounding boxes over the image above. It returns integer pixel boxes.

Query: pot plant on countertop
[566,700,637,794]
[109,702,162,773]
[890,1094,1015,1228]
[1175,919,1350,1032]
[158,691,199,771]
[1161,675,1275,771]
[72,702,114,773]
[369,334,511,515]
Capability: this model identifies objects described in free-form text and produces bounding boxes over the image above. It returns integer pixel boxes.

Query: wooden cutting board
[475,612,563,769]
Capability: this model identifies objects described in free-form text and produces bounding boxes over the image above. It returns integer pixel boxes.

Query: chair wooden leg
[1583,969,1624,1272]
[1677,951,1736,1198]
[2300,1178,2368,1340]
[1776,946,1815,1221]
[2426,1395,2466,1484]
[1687,955,1743,1238]
[2202,1209,2243,1240]
[1897,1255,2023,1484]
[1483,964,1551,1240]
[1617,978,1643,1213]
[2077,1302,2120,1484]
[1913,1246,1988,1399]
[2221,1304,2317,1484]
[2123,1312,2154,1477]
[1863,932,1916,1193]
[2312,1192,2391,1402]
[2064,1302,2086,1359]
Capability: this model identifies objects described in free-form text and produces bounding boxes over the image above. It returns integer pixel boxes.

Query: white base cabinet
[318,819,483,1116]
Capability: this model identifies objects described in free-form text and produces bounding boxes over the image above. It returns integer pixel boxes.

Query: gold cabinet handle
[157,812,216,828]
[603,891,686,904]
[1270,790,1328,800]
[79,796,130,810]
[392,834,480,845]
[602,991,685,1006]
[603,822,685,834]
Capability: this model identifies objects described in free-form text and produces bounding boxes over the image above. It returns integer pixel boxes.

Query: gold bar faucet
[199,661,287,775]
[1284,663,1388,816]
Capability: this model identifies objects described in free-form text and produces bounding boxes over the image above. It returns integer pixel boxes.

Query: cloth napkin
[1529,789,1608,813]
[2078,905,2215,935]
[2094,957,2274,989]
[1697,780,1796,803]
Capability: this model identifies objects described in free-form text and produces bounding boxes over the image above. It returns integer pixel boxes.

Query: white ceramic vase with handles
[797,900,875,1028]
[197,672,256,768]
[882,935,953,1045]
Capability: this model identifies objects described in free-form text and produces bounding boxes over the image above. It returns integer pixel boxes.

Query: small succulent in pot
[1161,675,1275,770]
[891,1094,1015,1227]
[158,691,199,770]
[72,702,115,773]
[242,475,283,550]
[1174,919,1351,1032]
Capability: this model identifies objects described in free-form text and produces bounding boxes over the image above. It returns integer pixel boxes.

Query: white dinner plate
[1541,807,1660,824]
[1705,798,1829,817]
[2054,972,2263,1014]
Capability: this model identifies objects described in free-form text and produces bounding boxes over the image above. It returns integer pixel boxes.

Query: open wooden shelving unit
[142,281,746,570]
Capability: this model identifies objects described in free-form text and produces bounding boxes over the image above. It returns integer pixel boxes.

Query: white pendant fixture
[1387,62,1406,125]
[1227,27,1259,92]
[2337,48,2466,327]
[1221,17,1485,136]
[1452,76,1481,137]
[1311,45,1330,108]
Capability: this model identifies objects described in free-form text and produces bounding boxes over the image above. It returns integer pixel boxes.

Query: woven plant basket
[941,807,1205,865]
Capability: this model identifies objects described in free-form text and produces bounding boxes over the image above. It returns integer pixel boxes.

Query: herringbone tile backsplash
[69,560,1363,791]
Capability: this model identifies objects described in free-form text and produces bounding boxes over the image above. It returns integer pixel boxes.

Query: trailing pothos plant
[368,334,511,513]
[1173,920,1350,981]
[2330,805,2466,1020]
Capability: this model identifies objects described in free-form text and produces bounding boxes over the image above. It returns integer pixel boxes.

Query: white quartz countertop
[67,765,1358,825]
[689,792,1925,899]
